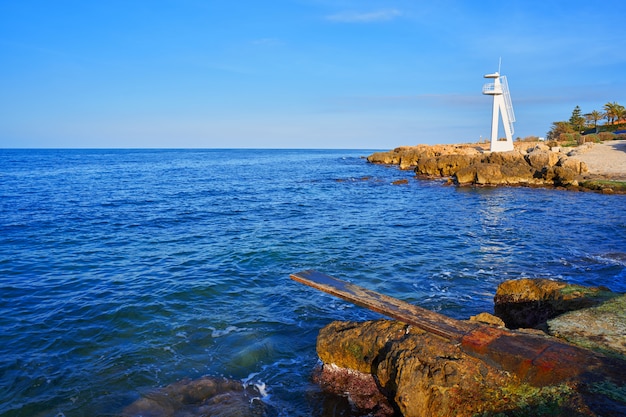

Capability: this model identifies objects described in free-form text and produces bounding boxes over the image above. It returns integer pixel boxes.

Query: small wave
[588,252,626,267]
[210,326,250,338]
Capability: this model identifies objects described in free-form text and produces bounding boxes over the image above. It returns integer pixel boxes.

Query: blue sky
[1,0,624,149]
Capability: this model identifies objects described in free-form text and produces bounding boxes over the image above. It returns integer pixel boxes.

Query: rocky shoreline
[314,279,626,417]
[367,141,626,193]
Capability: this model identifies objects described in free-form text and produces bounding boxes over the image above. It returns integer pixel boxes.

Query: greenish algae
[473,383,587,417]
[580,180,626,193]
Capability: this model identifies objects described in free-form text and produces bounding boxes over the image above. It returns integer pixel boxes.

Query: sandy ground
[574,140,626,180]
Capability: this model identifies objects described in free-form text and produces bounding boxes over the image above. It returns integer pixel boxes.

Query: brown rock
[414,154,477,177]
[415,157,440,176]
[494,278,617,329]
[558,156,588,175]
[500,161,536,184]
[528,143,552,153]
[437,154,477,176]
[525,150,560,170]
[367,150,401,165]
[553,166,578,186]
[481,150,526,166]
[369,144,604,191]
[317,320,408,373]
[313,364,396,417]
[548,294,626,357]
[454,165,476,184]
[122,376,267,417]
[398,149,424,169]
[470,312,506,327]
[316,320,596,417]
[475,163,504,185]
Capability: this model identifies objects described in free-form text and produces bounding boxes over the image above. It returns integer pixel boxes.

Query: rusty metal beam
[291,270,625,387]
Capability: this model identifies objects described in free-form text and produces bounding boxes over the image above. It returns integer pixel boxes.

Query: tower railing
[500,76,515,135]
[482,83,502,95]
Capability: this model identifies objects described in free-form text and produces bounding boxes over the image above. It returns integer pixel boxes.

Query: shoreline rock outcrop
[314,279,626,417]
[367,142,626,193]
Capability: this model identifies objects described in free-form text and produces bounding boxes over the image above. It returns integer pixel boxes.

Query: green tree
[547,121,574,141]
[615,104,626,125]
[569,105,585,132]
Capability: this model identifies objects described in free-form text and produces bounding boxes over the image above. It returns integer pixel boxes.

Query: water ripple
[1,149,625,416]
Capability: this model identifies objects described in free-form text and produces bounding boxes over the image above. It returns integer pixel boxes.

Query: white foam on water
[210,325,250,338]
[590,252,626,267]
[242,372,271,401]
[254,382,268,398]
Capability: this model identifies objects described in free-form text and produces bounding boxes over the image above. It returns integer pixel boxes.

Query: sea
[1,148,625,417]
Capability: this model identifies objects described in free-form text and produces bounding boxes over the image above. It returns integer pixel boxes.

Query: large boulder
[500,160,536,183]
[475,163,505,185]
[524,149,560,170]
[494,278,617,329]
[558,156,588,175]
[481,150,526,166]
[315,320,596,417]
[398,149,424,169]
[414,157,440,176]
[414,154,477,177]
[454,165,477,184]
[548,294,626,358]
[437,154,477,176]
[368,150,402,165]
[553,166,579,186]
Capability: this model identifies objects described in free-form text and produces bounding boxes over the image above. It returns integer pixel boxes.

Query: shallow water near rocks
[1,149,625,416]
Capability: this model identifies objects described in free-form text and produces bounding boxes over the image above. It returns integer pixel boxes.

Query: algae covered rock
[315,319,598,417]
[548,294,626,358]
[317,319,408,374]
[494,278,616,329]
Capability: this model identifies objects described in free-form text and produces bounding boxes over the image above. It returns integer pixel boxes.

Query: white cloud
[326,9,402,23]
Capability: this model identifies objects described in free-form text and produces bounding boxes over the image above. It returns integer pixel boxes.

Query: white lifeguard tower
[482,69,515,152]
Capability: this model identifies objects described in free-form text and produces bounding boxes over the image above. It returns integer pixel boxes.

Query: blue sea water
[1,148,625,416]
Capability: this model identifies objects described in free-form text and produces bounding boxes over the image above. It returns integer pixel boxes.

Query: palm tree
[584,110,604,129]
[615,104,626,125]
[604,101,621,125]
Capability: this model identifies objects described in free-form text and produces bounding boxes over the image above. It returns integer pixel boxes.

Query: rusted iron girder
[291,270,625,387]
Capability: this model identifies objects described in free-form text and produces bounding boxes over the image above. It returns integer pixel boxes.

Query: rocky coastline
[314,279,626,417]
[367,141,626,193]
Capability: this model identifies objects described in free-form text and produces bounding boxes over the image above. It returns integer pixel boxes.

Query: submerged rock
[122,376,267,417]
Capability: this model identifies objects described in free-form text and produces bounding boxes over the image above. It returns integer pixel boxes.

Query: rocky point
[367,142,626,192]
